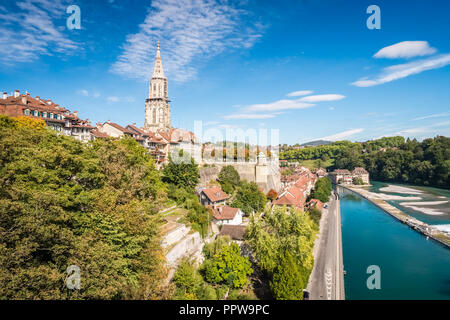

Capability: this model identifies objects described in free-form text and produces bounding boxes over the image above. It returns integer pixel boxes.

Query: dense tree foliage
[232,181,267,215]
[0,115,169,299]
[310,177,332,203]
[246,207,317,299]
[172,259,217,300]
[217,165,240,193]
[173,237,254,300]
[166,184,211,238]
[308,207,322,225]
[280,136,450,189]
[270,252,304,300]
[162,155,199,190]
[202,243,253,289]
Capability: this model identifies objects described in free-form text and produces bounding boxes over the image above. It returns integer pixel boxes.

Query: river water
[337,186,450,300]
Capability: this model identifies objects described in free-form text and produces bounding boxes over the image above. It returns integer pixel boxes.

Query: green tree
[270,252,304,300]
[246,207,317,298]
[203,243,253,289]
[0,116,169,299]
[352,177,364,185]
[218,165,240,191]
[232,181,267,215]
[162,155,199,190]
[310,177,332,203]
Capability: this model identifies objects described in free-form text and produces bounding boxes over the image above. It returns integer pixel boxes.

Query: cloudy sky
[0,0,449,144]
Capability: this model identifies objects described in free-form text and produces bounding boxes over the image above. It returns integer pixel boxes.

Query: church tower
[144,41,171,132]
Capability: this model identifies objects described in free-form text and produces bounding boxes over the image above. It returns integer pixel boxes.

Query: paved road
[307,191,345,300]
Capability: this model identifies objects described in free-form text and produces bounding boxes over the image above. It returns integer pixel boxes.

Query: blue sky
[1,0,449,145]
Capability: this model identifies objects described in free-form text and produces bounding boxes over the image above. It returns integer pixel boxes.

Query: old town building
[0,90,95,142]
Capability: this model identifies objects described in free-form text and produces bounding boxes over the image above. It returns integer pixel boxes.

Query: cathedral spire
[145,41,170,132]
[152,40,165,78]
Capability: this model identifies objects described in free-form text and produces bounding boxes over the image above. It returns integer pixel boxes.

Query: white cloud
[411,112,450,121]
[78,89,89,96]
[243,99,314,112]
[110,0,264,82]
[299,94,346,103]
[397,121,450,135]
[286,90,313,97]
[352,54,450,87]
[223,113,281,120]
[107,96,135,103]
[320,128,364,141]
[107,96,119,103]
[374,41,437,59]
[0,0,79,65]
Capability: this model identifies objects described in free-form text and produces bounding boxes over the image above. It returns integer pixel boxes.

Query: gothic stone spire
[144,41,171,132]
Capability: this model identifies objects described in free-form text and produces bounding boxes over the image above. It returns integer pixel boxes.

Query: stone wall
[199,166,219,185]
[199,161,282,193]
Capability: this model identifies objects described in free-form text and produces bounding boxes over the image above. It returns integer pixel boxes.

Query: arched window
[152,108,156,124]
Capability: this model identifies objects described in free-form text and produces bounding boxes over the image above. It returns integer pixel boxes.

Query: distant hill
[300,140,333,147]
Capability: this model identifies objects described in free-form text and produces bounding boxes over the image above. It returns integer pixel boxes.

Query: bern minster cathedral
[144,41,171,133]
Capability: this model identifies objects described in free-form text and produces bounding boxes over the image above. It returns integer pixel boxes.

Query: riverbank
[340,185,450,248]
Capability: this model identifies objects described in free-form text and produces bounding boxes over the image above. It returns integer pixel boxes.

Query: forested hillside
[280,136,450,189]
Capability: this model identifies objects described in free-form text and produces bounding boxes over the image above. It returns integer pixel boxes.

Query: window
[24,109,30,116]
[43,112,47,118]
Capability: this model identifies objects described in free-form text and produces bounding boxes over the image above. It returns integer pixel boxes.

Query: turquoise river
[337,185,450,300]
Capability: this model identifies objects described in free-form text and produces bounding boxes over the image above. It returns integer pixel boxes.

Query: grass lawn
[296,158,335,170]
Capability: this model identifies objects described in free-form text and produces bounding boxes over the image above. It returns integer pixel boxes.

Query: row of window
[72,127,89,134]
[49,124,62,132]
[24,109,62,120]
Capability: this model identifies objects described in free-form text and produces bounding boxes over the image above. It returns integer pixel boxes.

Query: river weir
[337,185,450,299]
[341,185,450,248]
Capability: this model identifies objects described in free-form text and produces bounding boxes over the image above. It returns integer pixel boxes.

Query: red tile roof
[307,199,324,211]
[91,129,110,139]
[273,186,305,208]
[210,206,240,220]
[352,167,368,175]
[333,169,351,174]
[126,124,148,136]
[106,122,133,134]
[202,186,229,203]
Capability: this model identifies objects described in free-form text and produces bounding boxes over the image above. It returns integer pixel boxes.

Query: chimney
[219,207,222,213]
[2,92,6,100]
[21,96,27,105]
[73,111,78,117]
[36,96,40,100]
[26,92,30,96]
[14,89,19,98]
